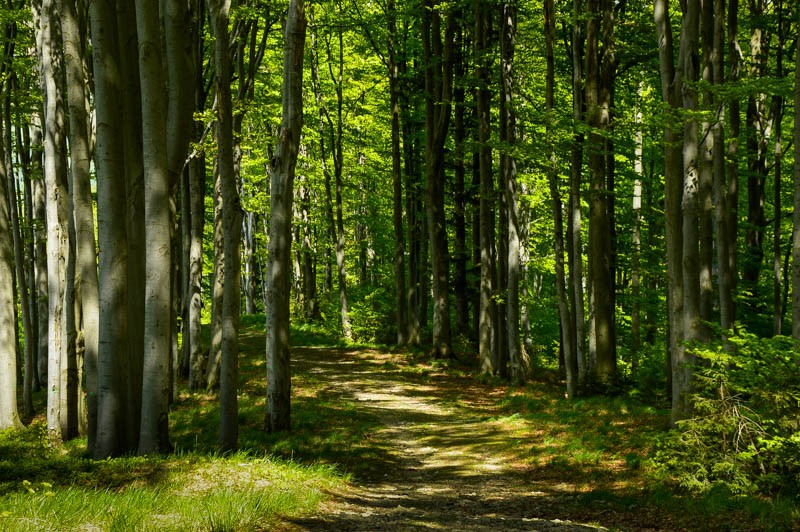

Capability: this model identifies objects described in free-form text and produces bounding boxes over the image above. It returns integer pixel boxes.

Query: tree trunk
[724,0,741,331]
[266,0,305,433]
[0,106,21,430]
[698,0,714,328]
[771,0,785,336]
[136,0,172,455]
[388,0,408,345]
[715,0,733,335]
[570,0,586,387]
[655,0,683,413]
[792,0,800,340]
[675,0,701,424]
[208,0,242,453]
[37,0,71,444]
[62,0,98,452]
[91,0,131,458]
[545,0,572,394]
[118,0,145,447]
[586,0,616,385]
[475,0,494,371]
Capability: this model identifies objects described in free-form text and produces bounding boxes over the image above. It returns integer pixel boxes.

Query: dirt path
[285,347,611,531]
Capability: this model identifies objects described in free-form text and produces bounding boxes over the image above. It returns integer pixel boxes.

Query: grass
[3,316,799,530]
[0,428,344,531]
[0,319,353,531]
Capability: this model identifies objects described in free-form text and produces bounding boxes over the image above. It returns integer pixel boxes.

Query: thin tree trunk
[545,0,572,394]
[771,0,785,336]
[4,104,34,421]
[266,0,305,433]
[724,0,741,330]
[570,0,586,387]
[423,1,455,359]
[0,103,21,430]
[388,0,408,345]
[208,0,242,453]
[655,0,683,413]
[792,0,800,340]
[715,0,733,336]
[475,0,494,372]
[38,0,71,444]
[676,0,701,424]
[62,0,98,451]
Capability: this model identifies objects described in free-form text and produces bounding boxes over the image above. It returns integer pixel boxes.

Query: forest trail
[282,347,616,531]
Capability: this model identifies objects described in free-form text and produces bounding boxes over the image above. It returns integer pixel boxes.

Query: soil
[281,347,670,531]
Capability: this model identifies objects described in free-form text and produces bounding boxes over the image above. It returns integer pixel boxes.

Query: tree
[136,0,173,455]
[62,0,99,450]
[504,0,525,385]
[546,0,574,394]
[0,85,22,431]
[475,0,494,372]
[266,0,306,433]
[36,0,73,444]
[92,0,132,458]
[792,0,800,340]
[585,0,616,384]
[207,0,243,453]
[422,0,455,359]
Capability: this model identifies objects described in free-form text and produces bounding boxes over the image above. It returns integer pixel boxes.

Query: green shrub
[649,332,800,496]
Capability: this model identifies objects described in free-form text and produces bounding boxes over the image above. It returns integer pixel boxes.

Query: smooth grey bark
[545,0,573,394]
[792,0,800,340]
[208,0,242,453]
[207,160,224,389]
[187,151,205,390]
[4,100,34,421]
[0,113,21,430]
[586,0,616,384]
[771,0,785,335]
[91,0,130,458]
[676,0,701,424]
[423,0,454,359]
[266,0,305,433]
[388,0,408,345]
[452,18,469,338]
[655,0,683,412]
[475,0,493,372]
[714,0,733,336]
[631,84,643,371]
[723,0,740,331]
[698,0,714,328]
[136,0,172,454]
[62,0,98,452]
[570,0,586,387]
[118,0,145,447]
[31,123,48,388]
[326,18,352,342]
[37,0,71,444]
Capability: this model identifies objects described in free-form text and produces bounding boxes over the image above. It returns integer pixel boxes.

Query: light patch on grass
[0,452,346,531]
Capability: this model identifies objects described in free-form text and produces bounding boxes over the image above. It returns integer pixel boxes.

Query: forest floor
[260,342,759,531]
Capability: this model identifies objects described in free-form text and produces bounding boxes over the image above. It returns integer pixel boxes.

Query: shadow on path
[283,348,617,531]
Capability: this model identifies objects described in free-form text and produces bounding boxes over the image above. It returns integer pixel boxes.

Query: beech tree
[266,0,306,433]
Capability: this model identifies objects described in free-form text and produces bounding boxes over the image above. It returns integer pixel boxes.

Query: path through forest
[282,347,643,531]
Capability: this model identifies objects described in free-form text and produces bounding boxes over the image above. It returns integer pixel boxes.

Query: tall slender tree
[136,0,173,455]
[207,0,242,453]
[266,0,306,433]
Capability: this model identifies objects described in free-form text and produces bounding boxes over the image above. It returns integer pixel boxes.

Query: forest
[1,0,800,529]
